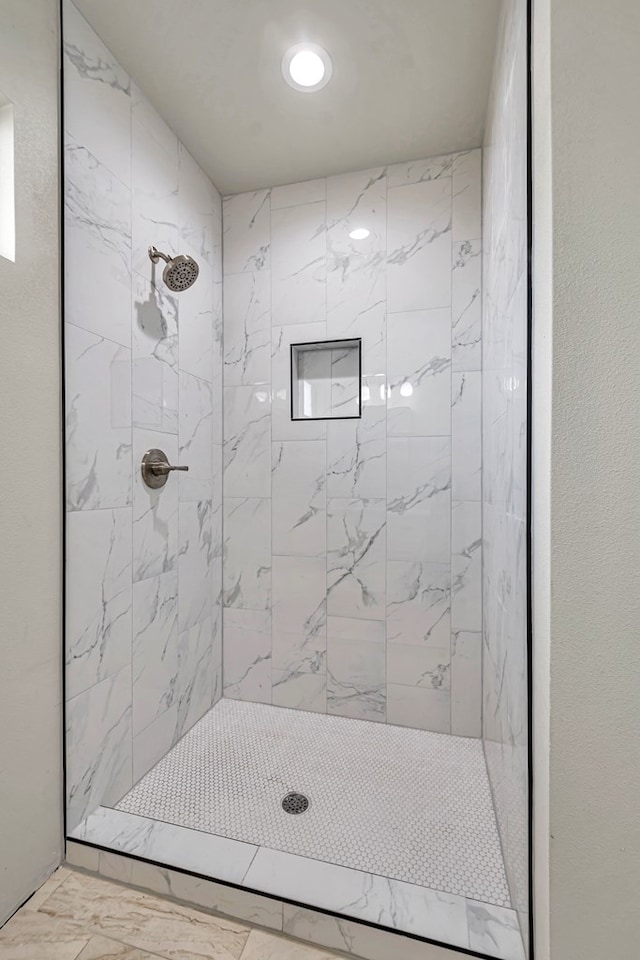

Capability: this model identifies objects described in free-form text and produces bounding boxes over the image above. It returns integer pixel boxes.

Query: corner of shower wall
[220,149,485,739]
[481,0,530,952]
[62,0,224,833]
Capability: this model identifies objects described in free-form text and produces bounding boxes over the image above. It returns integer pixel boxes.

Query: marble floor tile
[0,908,91,960]
[239,929,340,960]
[76,937,164,959]
[25,868,73,912]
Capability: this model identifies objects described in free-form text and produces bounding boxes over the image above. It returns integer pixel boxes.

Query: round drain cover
[282,792,310,815]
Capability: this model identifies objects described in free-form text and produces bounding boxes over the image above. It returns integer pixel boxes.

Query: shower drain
[282,792,310,815]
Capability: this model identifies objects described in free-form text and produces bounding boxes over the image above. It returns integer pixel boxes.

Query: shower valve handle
[141,449,189,489]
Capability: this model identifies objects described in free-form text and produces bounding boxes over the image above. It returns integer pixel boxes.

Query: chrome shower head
[148,246,199,292]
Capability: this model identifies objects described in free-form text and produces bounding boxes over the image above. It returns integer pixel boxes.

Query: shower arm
[148,245,171,264]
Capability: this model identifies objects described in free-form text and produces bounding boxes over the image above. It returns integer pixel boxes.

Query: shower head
[148,246,199,292]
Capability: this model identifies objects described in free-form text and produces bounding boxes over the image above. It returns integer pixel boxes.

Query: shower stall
[62,2,530,958]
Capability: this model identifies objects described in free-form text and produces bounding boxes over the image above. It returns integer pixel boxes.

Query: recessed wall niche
[290,337,362,421]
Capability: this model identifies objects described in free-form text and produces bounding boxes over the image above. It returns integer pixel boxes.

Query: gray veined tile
[132,571,178,736]
[387,178,452,313]
[387,643,450,691]
[64,137,132,348]
[327,628,385,722]
[326,262,386,379]
[386,437,451,563]
[272,556,326,645]
[222,497,271,611]
[386,308,452,437]
[272,670,326,713]
[223,608,272,704]
[326,166,387,257]
[327,498,386,620]
[223,385,271,498]
[178,142,216,266]
[452,239,482,371]
[386,560,451,647]
[63,0,131,188]
[272,440,327,557]
[271,322,327,441]
[66,507,132,700]
[65,324,132,511]
[271,178,326,211]
[178,371,213,502]
[178,499,213,633]
[223,271,271,386]
[223,189,271,275]
[176,617,215,737]
[178,260,214,382]
[452,372,482,501]
[452,149,482,241]
[386,153,456,188]
[466,901,525,960]
[386,684,451,734]
[271,200,326,326]
[132,429,179,582]
[451,631,482,737]
[132,273,178,434]
[451,501,482,631]
[133,705,178,783]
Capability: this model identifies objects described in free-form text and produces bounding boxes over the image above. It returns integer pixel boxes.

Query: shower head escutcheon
[148,245,199,292]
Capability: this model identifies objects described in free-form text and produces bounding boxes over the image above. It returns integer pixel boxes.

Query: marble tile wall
[482,0,529,950]
[222,151,483,735]
[63,0,223,832]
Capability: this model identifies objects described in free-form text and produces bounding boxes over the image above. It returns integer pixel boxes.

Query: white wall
[221,154,484,735]
[0,0,63,926]
[62,0,224,834]
[533,0,640,957]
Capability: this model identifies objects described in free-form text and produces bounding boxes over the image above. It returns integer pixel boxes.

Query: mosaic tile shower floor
[116,698,510,907]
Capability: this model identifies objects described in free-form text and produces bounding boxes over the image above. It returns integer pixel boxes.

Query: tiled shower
[62,2,529,959]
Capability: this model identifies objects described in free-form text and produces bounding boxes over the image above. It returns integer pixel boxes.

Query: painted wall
[0,0,63,926]
[221,153,483,735]
[63,0,223,833]
[533,0,640,957]
[481,0,529,948]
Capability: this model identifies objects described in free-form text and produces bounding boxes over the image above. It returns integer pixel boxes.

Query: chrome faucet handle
[141,449,189,489]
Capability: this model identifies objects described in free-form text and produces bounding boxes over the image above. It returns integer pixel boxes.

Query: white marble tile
[244,848,469,948]
[326,255,386,379]
[327,498,386,620]
[223,385,272,497]
[178,261,214,382]
[271,631,326,678]
[326,166,387,258]
[327,626,385,722]
[272,440,326,556]
[271,200,326,326]
[467,901,525,960]
[329,341,361,418]
[282,906,440,960]
[387,178,452,312]
[387,309,451,437]
[452,372,482,500]
[452,149,482,241]
[176,618,215,737]
[133,703,178,782]
[272,671,326,713]
[66,508,132,700]
[272,555,326,645]
[132,272,178,433]
[451,501,482,631]
[386,437,451,562]
[132,428,179,582]
[65,840,100,872]
[386,561,451,647]
[63,0,131,188]
[65,324,132,511]
[64,137,132,347]
[386,684,451,733]
[223,608,272,704]
[131,85,178,279]
[451,631,482,738]
[387,643,450,691]
[223,189,270,274]
[178,142,215,266]
[132,571,178,736]
[126,861,283,930]
[222,498,271,610]
[178,371,212,501]
[271,178,326,210]
[178,500,213,633]
[224,271,271,386]
[66,666,132,832]
[272,323,327,441]
[327,388,386,498]
[452,239,482,371]
[70,806,258,886]
[386,154,456,188]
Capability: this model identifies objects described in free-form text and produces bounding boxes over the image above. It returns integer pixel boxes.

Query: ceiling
[73,0,501,195]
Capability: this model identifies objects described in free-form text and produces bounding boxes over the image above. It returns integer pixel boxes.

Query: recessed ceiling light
[282,43,333,93]
[348,227,370,240]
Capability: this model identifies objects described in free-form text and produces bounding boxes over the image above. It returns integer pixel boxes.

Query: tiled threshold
[68,809,525,960]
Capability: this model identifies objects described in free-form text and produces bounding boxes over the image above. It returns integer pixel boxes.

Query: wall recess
[290,338,362,421]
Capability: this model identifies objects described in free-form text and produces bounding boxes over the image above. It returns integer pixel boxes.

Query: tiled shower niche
[291,338,362,421]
